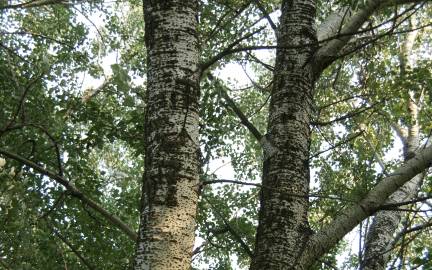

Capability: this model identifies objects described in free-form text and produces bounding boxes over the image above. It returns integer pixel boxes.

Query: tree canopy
[0,0,432,269]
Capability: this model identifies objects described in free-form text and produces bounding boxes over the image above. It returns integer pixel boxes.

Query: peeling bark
[134,1,200,269]
[250,1,317,269]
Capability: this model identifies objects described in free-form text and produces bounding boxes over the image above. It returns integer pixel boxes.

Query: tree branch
[0,148,138,241]
[0,0,69,10]
[299,143,432,268]
[317,6,352,43]
[246,52,274,72]
[200,26,266,74]
[384,0,432,6]
[314,0,431,73]
[202,1,251,44]
[46,221,95,270]
[395,220,432,237]
[204,197,254,257]
[214,78,263,142]
[309,131,364,159]
[378,194,432,210]
[208,74,278,158]
[201,179,358,203]
[252,0,277,32]
[201,179,261,187]
[312,102,379,126]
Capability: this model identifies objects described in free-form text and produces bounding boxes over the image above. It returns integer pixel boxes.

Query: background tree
[1,0,432,269]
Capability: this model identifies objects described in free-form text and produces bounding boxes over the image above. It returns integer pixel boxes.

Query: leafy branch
[0,148,138,241]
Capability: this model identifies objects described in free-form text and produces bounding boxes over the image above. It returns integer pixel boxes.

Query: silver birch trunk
[134,1,200,269]
[250,1,317,269]
[361,18,421,270]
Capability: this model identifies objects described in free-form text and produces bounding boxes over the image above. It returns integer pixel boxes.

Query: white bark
[361,174,423,269]
[134,1,200,269]
[317,7,352,43]
[300,144,432,269]
[250,1,317,269]
[314,0,430,72]
[251,1,431,268]
[314,0,382,71]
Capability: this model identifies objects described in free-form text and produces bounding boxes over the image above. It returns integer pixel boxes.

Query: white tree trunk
[250,1,431,269]
[134,1,200,269]
[250,1,317,268]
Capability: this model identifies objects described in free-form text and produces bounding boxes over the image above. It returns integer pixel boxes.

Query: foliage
[0,0,431,269]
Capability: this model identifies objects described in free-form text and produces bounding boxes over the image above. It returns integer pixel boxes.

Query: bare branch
[192,241,208,256]
[202,179,261,187]
[39,191,67,219]
[317,6,352,43]
[246,52,274,72]
[211,75,263,142]
[318,94,371,111]
[384,0,432,6]
[379,194,432,209]
[202,1,252,44]
[1,30,74,49]
[396,220,432,235]
[201,179,358,203]
[335,18,431,60]
[312,102,379,126]
[315,0,382,69]
[208,74,278,158]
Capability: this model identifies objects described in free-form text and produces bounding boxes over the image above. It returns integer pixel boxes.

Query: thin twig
[204,197,254,257]
[208,73,263,142]
[45,219,96,270]
[252,0,277,32]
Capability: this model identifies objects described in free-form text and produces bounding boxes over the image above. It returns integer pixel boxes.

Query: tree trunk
[361,18,421,270]
[134,1,200,269]
[250,1,317,269]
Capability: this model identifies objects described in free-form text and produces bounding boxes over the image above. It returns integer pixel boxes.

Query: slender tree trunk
[250,1,317,269]
[134,1,200,269]
[361,18,422,270]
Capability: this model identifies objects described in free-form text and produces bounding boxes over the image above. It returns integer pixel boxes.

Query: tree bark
[250,1,317,269]
[299,144,432,269]
[361,18,422,270]
[134,1,200,269]
[250,1,432,269]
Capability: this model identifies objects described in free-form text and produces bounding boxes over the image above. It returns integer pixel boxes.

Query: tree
[1,0,432,269]
[361,15,425,270]
[133,1,201,269]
